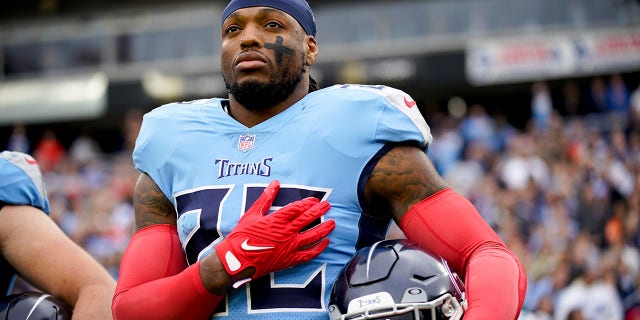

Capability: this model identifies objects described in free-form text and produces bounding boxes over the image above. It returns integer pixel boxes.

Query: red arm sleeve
[112,224,224,320]
[399,188,527,320]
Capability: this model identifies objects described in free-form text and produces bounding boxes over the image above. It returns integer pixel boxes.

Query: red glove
[215,180,335,287]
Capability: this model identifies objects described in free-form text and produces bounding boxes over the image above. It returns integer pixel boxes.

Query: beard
[225,68,304,111]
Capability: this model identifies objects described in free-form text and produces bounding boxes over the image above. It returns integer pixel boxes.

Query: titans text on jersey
[215,158,273,178]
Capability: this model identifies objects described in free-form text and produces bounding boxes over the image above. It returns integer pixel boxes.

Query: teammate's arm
[0,205,116,320]
[365,145,527,320]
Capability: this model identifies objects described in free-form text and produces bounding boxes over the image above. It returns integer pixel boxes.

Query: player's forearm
[113,225,225,320]
[461,243,526,319]
[71,283,116,320]
[399,189,527,319]
[113,263,223,320]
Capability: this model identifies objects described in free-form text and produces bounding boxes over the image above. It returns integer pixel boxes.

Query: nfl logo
[238,134,256,152]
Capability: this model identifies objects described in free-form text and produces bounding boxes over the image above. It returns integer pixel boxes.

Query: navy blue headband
[222,0,317,36]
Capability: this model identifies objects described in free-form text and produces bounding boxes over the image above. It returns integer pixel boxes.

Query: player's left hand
[214,180,335,287]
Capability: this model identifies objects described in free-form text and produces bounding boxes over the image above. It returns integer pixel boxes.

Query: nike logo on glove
[241,239,274,251]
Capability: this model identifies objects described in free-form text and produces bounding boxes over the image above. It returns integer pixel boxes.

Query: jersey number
[175,185,330,314]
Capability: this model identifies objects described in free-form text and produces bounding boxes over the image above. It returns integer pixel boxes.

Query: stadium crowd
[3,74,640,320]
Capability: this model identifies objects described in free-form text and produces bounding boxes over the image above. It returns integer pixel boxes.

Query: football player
[112,0,527,319]
[0,151,115,319]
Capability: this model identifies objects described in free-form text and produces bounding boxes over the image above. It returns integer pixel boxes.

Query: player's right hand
[214,180,335,287]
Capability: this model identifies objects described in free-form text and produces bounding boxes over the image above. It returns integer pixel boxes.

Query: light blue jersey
[133,84,432,319]
[0,151,51,296]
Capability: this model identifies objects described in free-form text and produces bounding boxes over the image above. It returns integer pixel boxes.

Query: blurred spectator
[604,74,632,131]
[444,141,491,197]
[121,108,144,153]
[566,309,584,320]
[524,256,571,314]
[69,131,102,166]
[605,74,631,114]
[588,77,608,114]
[531,81,553,133]
[465,173,504,229]
[602,203,640,318]
[7,123,30,153]
[559,80,587,117]
[33,128,66,173]
[458,104,499,152]
[631,82,640,128]
[602,135,635,200]
[497,133,549,191]
[494,111,519,152]
[553,233,624,320]
[575,182,609,246]
[428,115,464,176]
